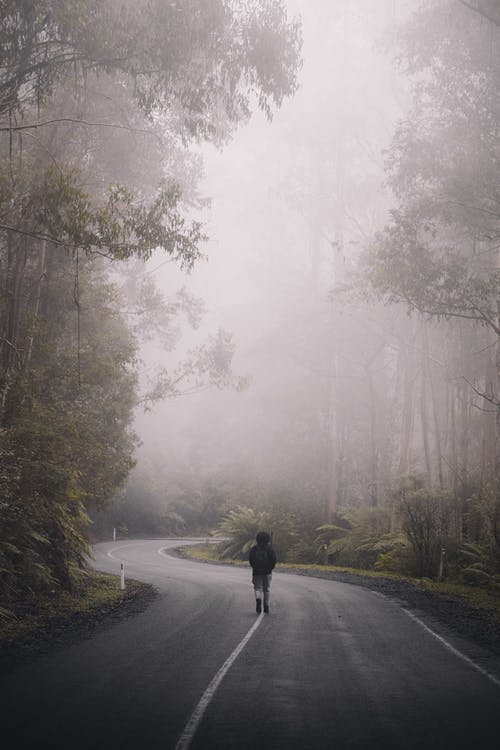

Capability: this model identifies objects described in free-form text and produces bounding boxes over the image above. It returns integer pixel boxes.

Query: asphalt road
[2,539,500,750]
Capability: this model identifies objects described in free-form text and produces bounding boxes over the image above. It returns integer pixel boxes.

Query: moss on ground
[0,571,141,645]
[176,543,241,564]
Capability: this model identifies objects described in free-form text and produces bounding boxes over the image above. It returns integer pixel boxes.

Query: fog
[100,0,499,556]
[2,0,498,611]
[124,1,405,527]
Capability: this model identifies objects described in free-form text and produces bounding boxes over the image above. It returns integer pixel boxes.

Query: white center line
[175,614,265,750]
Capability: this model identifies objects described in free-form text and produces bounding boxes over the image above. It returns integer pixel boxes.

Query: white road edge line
[175,614,265,750]
[404,609,500,689]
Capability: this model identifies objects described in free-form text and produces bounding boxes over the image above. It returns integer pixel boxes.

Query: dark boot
[256,598,262,613]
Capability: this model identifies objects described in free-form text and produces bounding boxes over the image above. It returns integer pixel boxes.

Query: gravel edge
[280,566,500,656]
[0,579,158,671]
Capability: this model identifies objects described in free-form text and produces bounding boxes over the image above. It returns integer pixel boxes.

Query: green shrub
[285,540,317,564]
[373,534,412,573]
[460,567,492,587]
[449,542,500,587]
[402,488,454,578]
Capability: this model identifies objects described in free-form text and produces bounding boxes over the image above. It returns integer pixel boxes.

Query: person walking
[249,531,277,614]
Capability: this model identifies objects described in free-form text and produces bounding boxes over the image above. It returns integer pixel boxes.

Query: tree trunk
[365,355,380,508]
[397,336,416,478]
[481,324,498,542]
[25,241,47,367]
[326,345,338,522]
[456,377,469,540]
[448,382,458,499]
[0,235,28,424]
[420,328,432,487]
[392,323,416,530]
[429,359,444,489]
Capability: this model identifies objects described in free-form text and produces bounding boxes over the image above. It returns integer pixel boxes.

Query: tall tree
[364,0,500,541]
[0,0,302,599]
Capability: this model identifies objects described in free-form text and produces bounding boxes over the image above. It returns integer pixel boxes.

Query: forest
[1,0,499,607]
[0,0,301,602]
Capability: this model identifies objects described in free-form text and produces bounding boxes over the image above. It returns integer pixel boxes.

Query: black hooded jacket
[249,543,277,575]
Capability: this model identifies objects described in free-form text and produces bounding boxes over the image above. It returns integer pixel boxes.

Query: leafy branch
[139,330,250,409]
[0,118,162,142]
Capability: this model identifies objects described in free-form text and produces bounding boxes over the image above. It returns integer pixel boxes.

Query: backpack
[255,546,269,565]
[253,544,272,570]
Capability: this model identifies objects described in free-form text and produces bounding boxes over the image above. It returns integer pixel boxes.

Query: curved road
[1,539,500,749]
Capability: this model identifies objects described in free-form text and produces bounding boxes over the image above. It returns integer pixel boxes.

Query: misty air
[1,2,500,749]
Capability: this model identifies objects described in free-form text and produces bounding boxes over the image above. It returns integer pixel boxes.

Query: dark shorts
[252,573,272,592]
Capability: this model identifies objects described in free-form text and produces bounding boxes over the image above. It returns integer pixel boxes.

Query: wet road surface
[1,539,500,749]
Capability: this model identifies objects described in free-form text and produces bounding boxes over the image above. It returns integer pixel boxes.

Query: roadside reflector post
[113,527,116,541]
[120,563,125,590]
[438,547,446,581]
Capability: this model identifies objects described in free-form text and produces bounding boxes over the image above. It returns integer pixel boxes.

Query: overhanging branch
[465,377,500,410]
[0,118,163,143]
[0,223,67,246]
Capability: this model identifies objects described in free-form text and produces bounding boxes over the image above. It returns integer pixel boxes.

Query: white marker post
[113,527,116,541]
[120,562,125,590]
[438,547,446,581]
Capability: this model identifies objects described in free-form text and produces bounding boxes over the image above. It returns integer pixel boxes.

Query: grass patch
[415,580,500,620]
[0,571,132,644]
[175,543,245,565]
